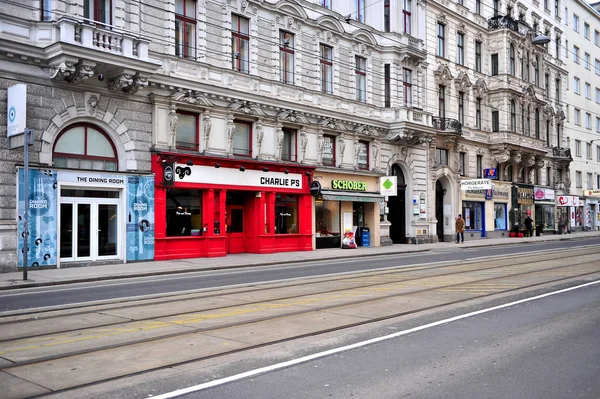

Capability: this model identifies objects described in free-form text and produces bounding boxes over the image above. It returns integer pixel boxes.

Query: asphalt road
[1,238,599,311]
[177,282,600,399]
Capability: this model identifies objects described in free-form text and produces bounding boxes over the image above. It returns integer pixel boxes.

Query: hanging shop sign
[515,187,534,205]
[379,176,397,196]
[162,162,175,186]
[174,164,303,190]
[7,83,26,138]
[310,181,322,197]
[460,179,492,190]
[331,180,367,191]
[557,195,580,207]
[583,189,600,197]
[534,188,555,201]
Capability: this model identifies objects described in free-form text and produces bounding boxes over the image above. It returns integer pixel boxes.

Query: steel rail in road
[0,248,599,398]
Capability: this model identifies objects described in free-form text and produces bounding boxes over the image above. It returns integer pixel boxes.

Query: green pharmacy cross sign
[382,179,393,190]
[379,176,397,196]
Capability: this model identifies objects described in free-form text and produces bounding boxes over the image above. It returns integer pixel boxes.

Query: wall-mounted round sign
[310,181,322,197]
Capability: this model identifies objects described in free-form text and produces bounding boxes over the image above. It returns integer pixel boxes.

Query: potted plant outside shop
[508,209,522,238]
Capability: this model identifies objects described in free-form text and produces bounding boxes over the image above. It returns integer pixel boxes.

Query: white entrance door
[60,197,121,262]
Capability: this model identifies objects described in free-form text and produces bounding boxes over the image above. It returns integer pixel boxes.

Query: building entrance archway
[388,164,407,244]
[436,180,445,242]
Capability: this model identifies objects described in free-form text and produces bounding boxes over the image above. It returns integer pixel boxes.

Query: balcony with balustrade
[432,117,462,135]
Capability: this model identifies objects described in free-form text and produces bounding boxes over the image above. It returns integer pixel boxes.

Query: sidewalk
[2,231,599,290]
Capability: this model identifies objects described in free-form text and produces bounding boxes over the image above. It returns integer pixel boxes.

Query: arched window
[510,100,516,132]
[53,124,118,171]
[509,45,515,76]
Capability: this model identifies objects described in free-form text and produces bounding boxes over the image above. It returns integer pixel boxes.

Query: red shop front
[152,153,315,260]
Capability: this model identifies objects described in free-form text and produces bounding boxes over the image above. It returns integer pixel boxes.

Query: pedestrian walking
[524,212,534,237]
[455,214,465,243]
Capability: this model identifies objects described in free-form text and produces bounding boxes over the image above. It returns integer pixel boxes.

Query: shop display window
[494,203,507,230]
[322,135,336,166]
[540,205,555,230]
[275,194,298,234]
[316,200,340,237]
[462,201,483,231]
[166,189,202,236]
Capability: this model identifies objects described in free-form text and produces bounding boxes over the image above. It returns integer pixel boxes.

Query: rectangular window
[574,77,580,94]
[384,0,390,32]
[322,135,335,166]
[576,171,582,188]
[596,30,600,46]
[586,113,591,129]
[357,141,369,170]
[41,0,52,21]
[316,200,340,239]
[84,0,111,25]
[555,0,559,17]
[555,36,561,60]
[275,194,298,234]
[166,189,202,237]
[437,23,445,58]
[585,53,590,69]
[281,129,297,162]
[585,23,590,39]
[574,109,581,126]
[573,14,579,32]
[492,110,499,132]
[597,145,600,161]
[384,64,391,107]
[279,31,295,84]
[545,73,550,97]
[175,0,195,59]
[475,0,481,14]
[546,166,551,186]
[585,83,591,99]
[356,0,365,23]
[595,59,600,75]
[403,0,412,34]
[575,139,581,156]
[355,56,367,102]
[491,53,498,75]
[403,68,412,106]
[176,112,198,151]
[476,98,482,129]
[435,148,448,166]
[457,33,464,65]
[321,0,331,9]
[463,201,483,231]
[320,44,333,94]
[459,152,466,176]
[458,92,464,125]
[574,46,579,63]
[597,117,600,132]
[588,173,593,189]
[475,41,482,72]
[476,155,483,178]
[232,15,250,73]
[586,142,592,159]
[556,78,561,102]
[438,85,445,118]
[233,121,252,157]
[596,88,600,103]
[494,203,507,231]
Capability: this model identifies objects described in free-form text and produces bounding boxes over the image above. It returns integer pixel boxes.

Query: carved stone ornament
[353,135,361,167]
[438,13,447,24]
[168,106,178,148]
[522,153,536,168]
[509,150,522,165]
[399,146,408,162]
[353,124,379,137]
[228,100,266,116]
[534,156,545,169]
[317,130,325,164]
[86,94,99,116]
[171,90,215,107]
[434,64,454,85]
[276,109,309,124]
[454,71,472,91]
[255,119,264,157]
[49,61,95,83]
[491,147,510,164]
[339,138,346,162]
[473,78,489,97]
[456,23,467,34]
[108,72,148,94]
[372,141,381,170]
[276,126,284,160]
[318,117,345,131]
[300,130,308,163]
[203,112,211,151]
[226,116,236,155]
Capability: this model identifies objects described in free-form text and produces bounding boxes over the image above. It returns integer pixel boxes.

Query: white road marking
[151,279,600,399]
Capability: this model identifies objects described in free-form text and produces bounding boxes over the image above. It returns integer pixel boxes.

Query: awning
[320,190,384,203]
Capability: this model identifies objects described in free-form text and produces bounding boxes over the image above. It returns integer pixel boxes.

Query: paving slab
[0,370,51,399]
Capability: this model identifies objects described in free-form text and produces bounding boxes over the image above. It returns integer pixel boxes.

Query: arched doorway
[388,164,407,244]
[436,180,445,242]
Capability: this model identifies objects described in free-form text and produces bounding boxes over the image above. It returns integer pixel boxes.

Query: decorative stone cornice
[434,63,453,85]
[353,124,379,137]
[49,61,95,83]
[171,90,215,107]
[318,117,346,131]
[108,72,148,94]
[276,109,309,124]
[227,100,266,116]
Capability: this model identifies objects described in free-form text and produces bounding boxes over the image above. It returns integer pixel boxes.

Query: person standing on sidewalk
[455,214,465,243]
[524,212,534,237]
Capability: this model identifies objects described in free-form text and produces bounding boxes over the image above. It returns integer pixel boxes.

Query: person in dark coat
[524,213,534,237]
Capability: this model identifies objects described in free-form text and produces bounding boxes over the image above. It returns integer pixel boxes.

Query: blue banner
[18,169,58,267]
[126,175,154,261]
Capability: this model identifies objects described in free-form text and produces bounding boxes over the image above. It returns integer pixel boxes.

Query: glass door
[77,203,91,258]
[98,204,118,257]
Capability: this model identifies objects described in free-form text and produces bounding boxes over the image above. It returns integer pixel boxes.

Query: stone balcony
[432,117,462,135]
[489,131,549,152]
[488,15,520,33]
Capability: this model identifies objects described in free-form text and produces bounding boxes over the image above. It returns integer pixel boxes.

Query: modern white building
[561,0,600,231]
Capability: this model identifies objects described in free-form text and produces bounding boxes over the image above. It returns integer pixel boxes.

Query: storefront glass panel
[60,203,73,258]
[275,194,298,234]
[462,201,483,231]
[77,203,91,257]
[98,204,118,256]
[539,204,555,230]
[166,189,202,236]
[494,203,507,230]
[316,200,340,236]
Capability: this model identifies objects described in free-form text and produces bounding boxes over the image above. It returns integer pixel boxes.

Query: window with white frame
[41,0,52,21]
[595,59,600,75]
[233,121,252,157]
[435,148,449,166]
[84,0,111,25]
[586,113,592,129]
[320,44,333,94]
[584,23,590,39]
[576,171,582,188]
[597,117,600,132]
[403,68,412,106]
[281,128,297,162]
[596,88,600,103]
[355,56,367,102]
[597,145,600,161]
[573,14,579,32]
[573,46,580,63]
[586,142,592,159]
[596,30,600,46]
[585,53,590,69]
[457,33,464,65]
[403,0,412,34]
[437,23,445,57]
[585,83,591,99]
[231,15,249,73]
[510,100,517,132]
[356,0,365,23]
[574,77,580,94]
[476,41,482,72]
[574,109,581,125]
[279,31,295,84]
[575,139,581,156]
[175,0,195,59]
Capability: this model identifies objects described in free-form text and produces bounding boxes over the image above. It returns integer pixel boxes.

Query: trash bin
[360,227,370,247]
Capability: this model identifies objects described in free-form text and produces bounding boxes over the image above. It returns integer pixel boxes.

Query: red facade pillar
[220,189,227,235]
[203,189,214,236]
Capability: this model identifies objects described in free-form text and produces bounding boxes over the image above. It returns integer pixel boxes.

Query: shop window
[175,0,196,59]
[176,112,199,151]
[540,204,555,230]
[53,124,117,171]
[435,148,448,166]
[494,203,507,230]
[316,199,340,239]
[322,135,336,166]
[232,14,250,73]
[84,0,111,26]
[357,141,369,170]
[281,128,297,162]
[275,194,298,234]
[233,121,252,157]
[166,189,202,236]
[462,202,482,231]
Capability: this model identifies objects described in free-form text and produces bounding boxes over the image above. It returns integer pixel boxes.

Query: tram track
[1,248,599,398]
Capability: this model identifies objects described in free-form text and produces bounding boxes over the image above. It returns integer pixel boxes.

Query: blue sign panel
[126,175,155,261]
[18,169,58,267]
[485,189,493,200]
[484,168,498,179]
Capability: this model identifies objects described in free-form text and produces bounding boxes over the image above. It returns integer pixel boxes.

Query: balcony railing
[432,117,462,134]
[488,15,520,33]
[552,147,572,159]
